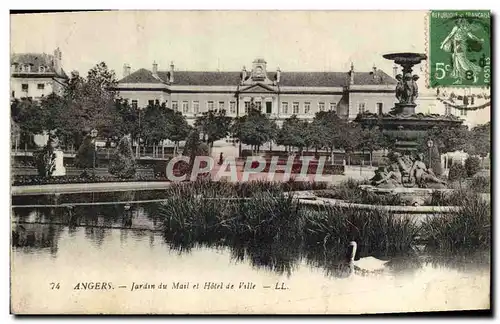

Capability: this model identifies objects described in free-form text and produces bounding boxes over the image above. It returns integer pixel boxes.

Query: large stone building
[115,58,398,126]
[10,48,68,101]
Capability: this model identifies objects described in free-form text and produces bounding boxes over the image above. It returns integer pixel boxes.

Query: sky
[10,10,428,79]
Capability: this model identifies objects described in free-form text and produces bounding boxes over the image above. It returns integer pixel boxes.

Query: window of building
[148,100,155,106]
[131,100,138,109]
[21,64,31,72]
[207,101,214,111]
[229,101,236,114]
[319,102,325,112]
[21,84,28,92]
[304,102,311,114]
[193,101,200,114]
[171,101,178,111]
[182,101,189,113]
[244,101,250,114]
[255,101,262,111]
[266,102,272,114]
[377,102,383,115]
[281,102,288,114]
[37,83,45,90]
[155,99,160,105]
[460,108,467,116]
[358,102,366,114]
[11,91,15,98]
[39,66,46,73]
[218,101,225,112]
[292,102,299,114]
[330,102,337,112]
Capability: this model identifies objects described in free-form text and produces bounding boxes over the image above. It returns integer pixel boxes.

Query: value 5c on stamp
[429,10,491,88]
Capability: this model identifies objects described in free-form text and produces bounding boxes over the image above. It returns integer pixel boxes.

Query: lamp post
[90,128,98,177]
[426,139,433,169]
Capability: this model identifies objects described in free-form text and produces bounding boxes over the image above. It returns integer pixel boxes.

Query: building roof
[10,53,68,79]
[118,69,396,87]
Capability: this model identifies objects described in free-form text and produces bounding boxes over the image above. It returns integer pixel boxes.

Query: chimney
[169,61,174,83]
[152,61,158,76]
[393,65,398,78]
[53,47,62,74]
[123,64,131,78]
[276,67,281,83]
[349,62,354,85]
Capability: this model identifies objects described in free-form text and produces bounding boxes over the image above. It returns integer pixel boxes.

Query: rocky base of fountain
[359,184,451,206]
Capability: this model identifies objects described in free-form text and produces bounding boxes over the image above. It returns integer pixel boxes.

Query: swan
[348,241,389,272]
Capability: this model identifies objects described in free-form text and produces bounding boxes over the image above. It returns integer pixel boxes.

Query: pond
[10,192,491,314]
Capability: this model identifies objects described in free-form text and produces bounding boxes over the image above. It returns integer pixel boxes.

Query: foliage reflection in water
[11,202,490,280]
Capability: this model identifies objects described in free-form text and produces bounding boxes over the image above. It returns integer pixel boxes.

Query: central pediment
[239,83,276,93]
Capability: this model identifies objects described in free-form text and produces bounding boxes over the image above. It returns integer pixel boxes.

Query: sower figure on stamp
[440,17,484,84]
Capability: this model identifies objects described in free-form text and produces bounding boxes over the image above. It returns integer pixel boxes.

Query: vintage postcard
[10,10,491,315]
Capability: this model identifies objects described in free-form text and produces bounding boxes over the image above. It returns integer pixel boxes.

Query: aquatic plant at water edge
[301,206,418,253]
[421,198,490,250]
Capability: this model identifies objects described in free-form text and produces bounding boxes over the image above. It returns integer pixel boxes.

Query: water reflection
[11,202,490,279]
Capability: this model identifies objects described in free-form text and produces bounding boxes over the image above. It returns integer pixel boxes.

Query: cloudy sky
[11,11,427,79]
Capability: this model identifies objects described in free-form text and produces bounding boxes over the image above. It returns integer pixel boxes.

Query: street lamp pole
[427,139,433,170]
[91,128,98,177]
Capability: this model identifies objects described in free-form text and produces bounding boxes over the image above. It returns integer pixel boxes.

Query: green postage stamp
[429,10,491,88]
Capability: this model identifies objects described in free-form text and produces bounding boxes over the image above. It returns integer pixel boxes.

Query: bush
[448,163,466,182]
[108,136,136,179]
[470,175,490,193]
[464,156,481,177]
[75,135,98,171]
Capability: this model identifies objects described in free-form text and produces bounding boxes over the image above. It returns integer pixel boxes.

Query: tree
[166,110,191,156]
[194,109,232,152]
[305,119,328,155]
[467,122,490,158]
[113,99,141,138]
[62,63,119,140]
[183,129,210,177]
[276,115,308,153]
[425,126,470,154]
[276,116,301,152]
[233,106,277,154]
[336,122,362,165]
[108,135,136,179]
[39,93,77,149]
[11,98,46,151]
[142,102,169,157]
[357,127,383,166]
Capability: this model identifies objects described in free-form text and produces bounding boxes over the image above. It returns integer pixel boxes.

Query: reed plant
[421,197,491,250]
[301,205,418,253]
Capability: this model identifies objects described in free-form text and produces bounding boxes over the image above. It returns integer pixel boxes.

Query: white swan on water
[349,241,389,272]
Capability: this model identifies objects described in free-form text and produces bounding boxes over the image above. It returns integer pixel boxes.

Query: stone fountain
[355,52,463,153]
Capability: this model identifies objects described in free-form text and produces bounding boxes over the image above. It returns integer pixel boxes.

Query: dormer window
[21,64,31,72]
[39,66,46,73]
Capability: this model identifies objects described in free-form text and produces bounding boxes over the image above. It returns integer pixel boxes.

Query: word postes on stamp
[429,10,491,88]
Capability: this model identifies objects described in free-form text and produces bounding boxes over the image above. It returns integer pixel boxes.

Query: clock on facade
[253,66,265,79]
